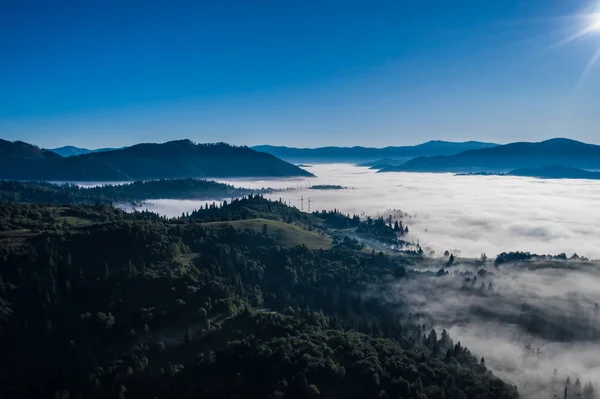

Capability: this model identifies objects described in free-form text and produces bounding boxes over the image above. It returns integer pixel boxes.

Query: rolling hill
[48,145,122,157]
[202,218,333,250]
[0,139,314,181]
[0,139,61,160]
[379,138,600,173]
[252,140,498,163]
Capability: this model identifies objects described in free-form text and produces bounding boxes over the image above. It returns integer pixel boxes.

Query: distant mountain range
[5,137,599,181]
[0,139,313,181]
[378,138,600,173]
[252,141,498,163]
[48,146,123,157]
[357,158,411,169]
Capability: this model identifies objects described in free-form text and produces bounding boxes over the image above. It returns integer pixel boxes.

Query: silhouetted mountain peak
[537,138,589,149]
[381,138,600,173]
[540,137,581,144]
[1,138,313,180]
[0,139,61,159]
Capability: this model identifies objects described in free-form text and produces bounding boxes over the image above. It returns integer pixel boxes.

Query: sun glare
[557,6,600,85]
[589,13,600,31]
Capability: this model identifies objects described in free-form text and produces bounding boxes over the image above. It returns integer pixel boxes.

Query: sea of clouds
[132,163,600,260]
[119,164,600,397]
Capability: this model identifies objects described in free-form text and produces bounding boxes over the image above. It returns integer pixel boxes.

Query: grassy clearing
[202,218,332,250]
[60,216,93,226]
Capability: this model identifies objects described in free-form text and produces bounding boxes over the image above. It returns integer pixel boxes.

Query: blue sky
[1,0,600,148]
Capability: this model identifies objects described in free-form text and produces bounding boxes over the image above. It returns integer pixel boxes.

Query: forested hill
[0,198,518,398]
[0,138,61,160]
[0,179,272,205]
[379,138,600,173]
[0,139,314,181]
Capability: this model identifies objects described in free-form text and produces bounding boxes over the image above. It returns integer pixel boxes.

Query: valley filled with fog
[119,164,600,397]
[390,259,600,399]
[126,164,600,397]
[135,164,600,260]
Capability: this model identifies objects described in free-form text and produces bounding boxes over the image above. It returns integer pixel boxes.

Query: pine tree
[447,254,455,266]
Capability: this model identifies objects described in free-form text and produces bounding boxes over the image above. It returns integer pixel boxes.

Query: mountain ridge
[0,139,314,181]
[378,138,600,173]
[252,140,498,163]
[48,145,123,157]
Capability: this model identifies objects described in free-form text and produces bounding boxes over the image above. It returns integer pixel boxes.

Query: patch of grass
[60,216,93,226]
[203,218,332,250]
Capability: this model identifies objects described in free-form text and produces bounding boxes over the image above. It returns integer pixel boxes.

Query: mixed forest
[0,179,271,205]
[0,195,520,398]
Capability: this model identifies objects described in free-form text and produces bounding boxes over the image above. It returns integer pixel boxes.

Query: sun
[589,13,600,31]
[555,6,600,85]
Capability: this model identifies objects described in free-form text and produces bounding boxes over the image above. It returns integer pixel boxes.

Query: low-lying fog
[135,163,600,260]
[390,259,600,398]
[119,163,600,397]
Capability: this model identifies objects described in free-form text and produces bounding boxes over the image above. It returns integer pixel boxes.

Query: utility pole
[299,196,304,211]
[308,198,313,212]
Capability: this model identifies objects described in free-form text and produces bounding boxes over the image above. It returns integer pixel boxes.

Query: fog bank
[387,259,600,398]
[134,164,600,259]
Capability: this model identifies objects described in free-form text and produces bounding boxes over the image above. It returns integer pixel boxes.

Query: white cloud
[120,164,600,397]
[379,259,600,398]
[122,164,600,258]
[213,164,600,259]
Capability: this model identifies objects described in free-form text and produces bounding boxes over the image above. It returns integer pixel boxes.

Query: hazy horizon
[19,136,600,151]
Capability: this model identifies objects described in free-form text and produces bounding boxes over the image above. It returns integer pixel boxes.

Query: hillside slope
[202,218,333,249]
[380,138,600,173]
[0,179,271,204]
[0,139,314,180]
[0,139,61,160]
[0,201,519,399]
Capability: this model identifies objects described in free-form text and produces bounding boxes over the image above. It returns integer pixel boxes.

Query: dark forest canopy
[0,139,314,181]
[0,198,518,399]
[309,184,346,190]
[0,179,273,205]
[494,251,588,265]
